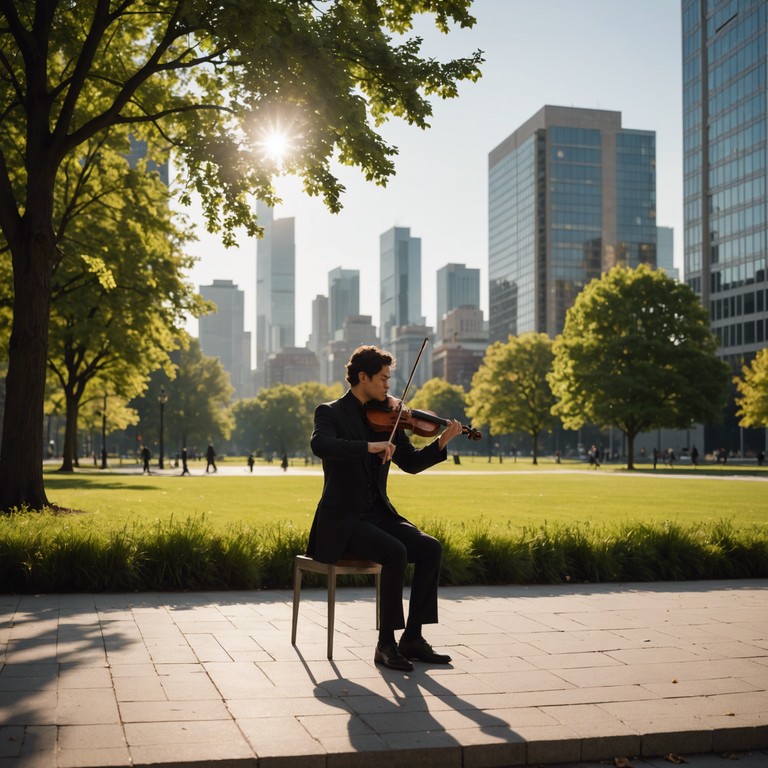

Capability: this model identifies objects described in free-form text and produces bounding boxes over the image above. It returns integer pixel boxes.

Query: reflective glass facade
[682,0,768,363]
[380,227,422,346]
[488,106,656,341]
[255,201,295,372]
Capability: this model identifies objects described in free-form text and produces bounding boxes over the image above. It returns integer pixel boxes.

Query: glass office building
[488,106,656,341]
[682,0,767,362]
[255,201,295,382]
[380,226,423,346]
[328,267,360,337]
[682,0,768,454]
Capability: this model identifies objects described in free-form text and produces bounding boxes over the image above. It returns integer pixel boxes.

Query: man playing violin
[307,345,464,671]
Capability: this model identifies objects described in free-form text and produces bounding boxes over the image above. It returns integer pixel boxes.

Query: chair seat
[291,554,381,659]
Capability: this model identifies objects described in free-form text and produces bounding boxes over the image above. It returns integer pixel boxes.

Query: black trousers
[345,515,442,632]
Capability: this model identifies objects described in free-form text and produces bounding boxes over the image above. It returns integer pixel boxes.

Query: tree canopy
[0,0,482,510]
[467,333,556,464]
[734,348,768,429]
[133,337,235,459]
[549,264,730,469]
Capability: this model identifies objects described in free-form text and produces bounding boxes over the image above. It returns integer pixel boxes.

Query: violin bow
[387,336,429,444]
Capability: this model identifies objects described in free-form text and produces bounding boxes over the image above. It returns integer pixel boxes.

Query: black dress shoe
[374,642,414,671]
[398,636,452,664]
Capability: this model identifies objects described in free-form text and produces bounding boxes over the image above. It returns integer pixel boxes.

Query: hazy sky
[182,0,683,349]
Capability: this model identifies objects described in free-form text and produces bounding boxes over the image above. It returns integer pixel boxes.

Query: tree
[233,384,306,458]
[549,264,730,470]
[734,348,768,428]
[44,156,204,471]
[467,333,556,464]
[133,337,234,458]
[0,1,483,510]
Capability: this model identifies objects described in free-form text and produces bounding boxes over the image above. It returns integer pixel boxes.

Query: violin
[365,396,482,441]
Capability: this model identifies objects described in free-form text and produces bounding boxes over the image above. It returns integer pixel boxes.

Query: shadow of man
[309,659,525,766]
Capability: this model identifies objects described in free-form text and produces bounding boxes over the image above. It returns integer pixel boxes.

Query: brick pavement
[1,580,767,767]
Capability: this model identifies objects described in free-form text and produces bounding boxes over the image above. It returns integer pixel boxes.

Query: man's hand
[438,419,464,451]
[368,440,396,463]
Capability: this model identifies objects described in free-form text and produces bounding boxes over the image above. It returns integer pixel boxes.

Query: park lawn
[41,467,767,532]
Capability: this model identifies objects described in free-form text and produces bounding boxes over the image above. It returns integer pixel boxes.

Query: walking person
[141,445,151,475]
[205,443,217,473]
[181,447,190,476]
[247,452,255,473]
[307,345,464,672]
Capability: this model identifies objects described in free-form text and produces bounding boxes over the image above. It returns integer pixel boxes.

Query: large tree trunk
[0,223,53,511]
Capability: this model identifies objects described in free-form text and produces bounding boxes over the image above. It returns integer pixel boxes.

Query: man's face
[360,365,391,402]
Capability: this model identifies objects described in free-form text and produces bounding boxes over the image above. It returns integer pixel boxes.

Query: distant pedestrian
[247,452,255,473]
[588,444,600,469]
[206,443,217,473]
[690,445,699,468]
[667,447,676,468]
[757,449,765,467]
[652,447,659,470]
[281,453,288,472]
[141,445,151,474]
[181,447,190,476]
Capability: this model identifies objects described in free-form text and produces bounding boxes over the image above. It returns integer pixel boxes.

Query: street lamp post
[158,386,168,469]
[101,392,108,469]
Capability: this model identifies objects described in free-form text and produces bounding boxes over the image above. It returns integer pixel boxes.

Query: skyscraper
[199,279,252,399]
[682,1,766,361]
[656,226,679,281]
[682,0,768,453]
[256,201,295,384]
[436,263,481,344]
[328,267,360,336]
[488,105,657,342]
[380,226,423,346]
[308,294,330,359]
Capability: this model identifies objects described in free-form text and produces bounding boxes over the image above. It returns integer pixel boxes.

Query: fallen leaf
[614,758,634,768]
[664,754,688,764]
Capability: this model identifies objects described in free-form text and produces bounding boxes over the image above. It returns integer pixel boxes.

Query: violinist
[307,345,464,671]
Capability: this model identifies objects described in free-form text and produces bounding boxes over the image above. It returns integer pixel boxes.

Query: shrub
[0,512,765,593]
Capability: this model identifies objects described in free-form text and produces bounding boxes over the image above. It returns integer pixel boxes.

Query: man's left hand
[438,419,464,451]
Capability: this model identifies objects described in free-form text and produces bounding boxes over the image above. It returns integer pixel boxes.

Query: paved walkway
[1,580,766,767]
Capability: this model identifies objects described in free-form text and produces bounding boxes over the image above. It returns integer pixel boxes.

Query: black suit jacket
[306,389,447,563]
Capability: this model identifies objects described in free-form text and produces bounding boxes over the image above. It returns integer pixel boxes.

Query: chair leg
[327,565,337,660]
[291,561,303,646]
[374,571,381,630]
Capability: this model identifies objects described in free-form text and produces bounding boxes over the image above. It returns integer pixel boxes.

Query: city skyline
[180,0,683,352]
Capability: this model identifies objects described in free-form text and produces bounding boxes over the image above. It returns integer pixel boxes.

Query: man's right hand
[368,440,396,463]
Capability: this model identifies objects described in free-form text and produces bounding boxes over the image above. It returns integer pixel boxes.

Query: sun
[259,130,292,165]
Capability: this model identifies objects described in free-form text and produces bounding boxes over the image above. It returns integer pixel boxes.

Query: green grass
[41,465,768,530]
[0,465,763,593]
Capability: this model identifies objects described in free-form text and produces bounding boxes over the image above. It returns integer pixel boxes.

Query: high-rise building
[328,267,360,337]
[682,0,768,454]
[488,105,657,342]
[256,201,295,386]
[322,315,380,386]
[126,135,169,185]
[656,226,679,281]
[432,306,488,391]
[198,279,252,399]
[436,263,480,343]
[682,2,767,360]
[308,294,330,359]
[380,226,423,346]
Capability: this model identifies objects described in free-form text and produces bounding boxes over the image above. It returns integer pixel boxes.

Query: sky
[181,0,684,351]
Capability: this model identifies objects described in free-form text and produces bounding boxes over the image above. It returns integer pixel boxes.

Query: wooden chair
[291,554,381,659]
